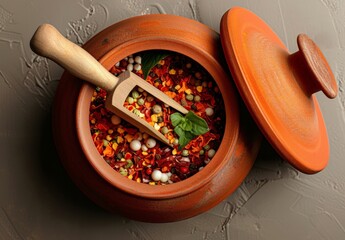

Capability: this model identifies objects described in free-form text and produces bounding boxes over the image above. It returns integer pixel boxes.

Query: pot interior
[76,34,240,199]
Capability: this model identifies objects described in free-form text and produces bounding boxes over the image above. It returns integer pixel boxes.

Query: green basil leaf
[171,112,183,127]
[185,111,209,135]
[178,131,196,150]
[174,125,184,137]
[172,111,209,149]
[191,123,209,136]
[141,51,171,79]
[180,118,193,131]
[174,125,196,150]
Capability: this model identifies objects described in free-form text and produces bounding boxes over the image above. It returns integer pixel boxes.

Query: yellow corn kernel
[175,84,181,90]
[154,81,160,88]
[125,134,134,142]
[151,114,158,122]
[172,149,178,155]
[185,89,192,95]
[169,69,176,75]
[112,142,118,151]
[90,119,96,124]
[108,129,114,134]
[149,182,156,185]
[127,175,133,180]
[106,135,112,141]
[117,136,124,143]
[196,86,203,92]
[117,128,125,134]
[142,151,148,156]
[136,178,142,183]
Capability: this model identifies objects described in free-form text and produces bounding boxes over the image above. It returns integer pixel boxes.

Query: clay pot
[52,6,337,222]
[53,14,261,222]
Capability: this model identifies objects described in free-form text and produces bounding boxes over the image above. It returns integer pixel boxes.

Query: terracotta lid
[220,7,338,174]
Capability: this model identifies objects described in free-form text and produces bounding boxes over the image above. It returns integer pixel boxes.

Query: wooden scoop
[30,24,188,145]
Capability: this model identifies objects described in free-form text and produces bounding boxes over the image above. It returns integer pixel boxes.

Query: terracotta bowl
[53,14,261,222]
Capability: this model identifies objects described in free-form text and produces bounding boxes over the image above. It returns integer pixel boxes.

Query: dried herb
[171,111,209,149]
[141,51,171,79]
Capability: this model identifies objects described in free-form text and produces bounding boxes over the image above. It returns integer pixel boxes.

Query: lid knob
[289,34,338,99]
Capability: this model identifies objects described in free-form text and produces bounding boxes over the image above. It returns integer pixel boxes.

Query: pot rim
[75,15,240,200]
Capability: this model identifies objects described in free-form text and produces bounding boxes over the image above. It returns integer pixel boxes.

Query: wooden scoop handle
[30,24,118,92]
[289,34,338,99]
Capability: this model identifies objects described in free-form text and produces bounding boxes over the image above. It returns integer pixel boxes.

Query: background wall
[1,0,344,239]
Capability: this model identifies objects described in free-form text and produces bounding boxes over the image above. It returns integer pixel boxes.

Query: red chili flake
[145,168,153,175]
[179,166,189,174]
[125,128,137,135]
[125,152,132,159]
[95,142,104,155]
[96,122,109,131]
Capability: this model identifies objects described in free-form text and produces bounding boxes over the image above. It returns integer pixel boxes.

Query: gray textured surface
[1,0,344,239]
